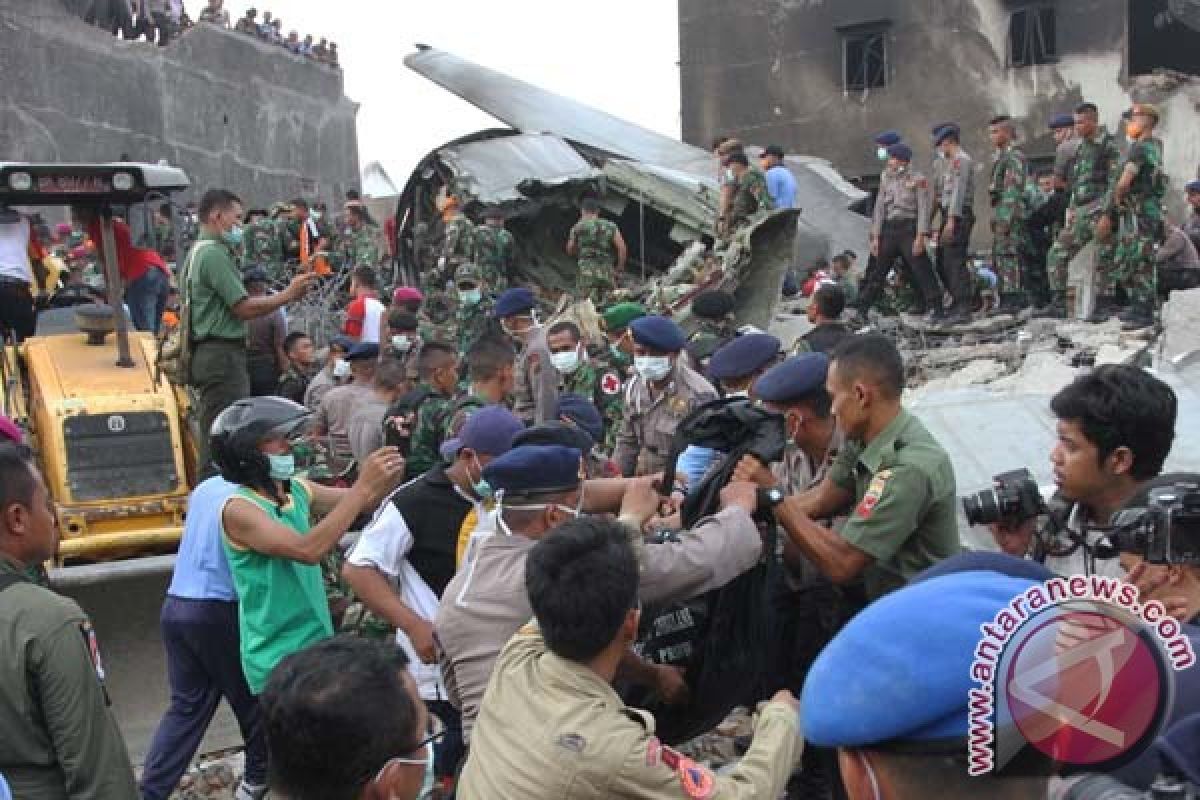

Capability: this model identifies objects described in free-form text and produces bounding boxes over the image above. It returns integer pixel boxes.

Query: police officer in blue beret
[707,333,780,396]
[613,316,718,477]
[931,123,977,323]
[493,288,557,425]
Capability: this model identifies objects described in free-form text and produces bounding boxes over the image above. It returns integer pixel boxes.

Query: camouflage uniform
[1110,139,1167,307]
[441,392,489,443]
[989,145,1031,294]
[562,360,625,455]
[277,364,316,405]
[1046,130,1121,293]
[592,348,631,454]
[339,224,384,269]
[243,218,284,279]
[438,213,476,287]
[406,389,457,477]
[454,263,493,354]
[568,217,620,296]
[728,167,775,233]
[472,223,514,292]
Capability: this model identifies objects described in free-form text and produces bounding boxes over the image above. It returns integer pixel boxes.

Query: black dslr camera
[1100,483,1200,566]
[962,468,1046,527]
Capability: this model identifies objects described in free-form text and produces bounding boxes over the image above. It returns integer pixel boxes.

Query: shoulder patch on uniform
[856,468,894,519]
[645,736,663,767]
[661,750,716,800]
[600,370,622,396]
[556,733,587,754]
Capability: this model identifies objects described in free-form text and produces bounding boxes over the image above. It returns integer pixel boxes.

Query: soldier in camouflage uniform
[338,204,384,270]
[724,151,775,237]
[686,289,738,370]
[440,335,516,443]
[597,302,644,453]
[988,116,1032,311]
[436,194,476,290]
[403,342,462,477]
[545,320,624,448]
[472,205,515,292]
[1103,104,1167,330]
[453,263,493,355]
[242,208,285,280]
[567,197,626,300]
[282,199,329,270]
[1045,105,1121,318]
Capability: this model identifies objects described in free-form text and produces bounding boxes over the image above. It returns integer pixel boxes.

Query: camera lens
[962,489,1001,526]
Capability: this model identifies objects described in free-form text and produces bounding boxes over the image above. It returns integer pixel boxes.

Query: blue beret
[555,393,604,445]
[1048,113,1074,130]
[887,143,913,162]
[483,445,582,496]
[493,287,536,318]
[345,341,379,361]
[708,333,781,381]
[631,315,686,353]
[873,130,902,147]
[1186,180,1200,194]
[933,124,960,145]
[801,572,1037,747]
[930,121,955,137]
[752,353,828,404]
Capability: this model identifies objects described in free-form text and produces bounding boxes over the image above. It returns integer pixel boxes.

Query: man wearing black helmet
[210,396,405,695]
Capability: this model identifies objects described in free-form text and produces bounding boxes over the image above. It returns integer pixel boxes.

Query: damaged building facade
[679,0,1200,245]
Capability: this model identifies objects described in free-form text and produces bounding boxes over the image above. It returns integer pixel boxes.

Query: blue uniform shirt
[167,477,239,601]
[766,165,797,209]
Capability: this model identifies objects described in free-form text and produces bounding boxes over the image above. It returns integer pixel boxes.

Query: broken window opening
[842,30,888,91]
[1008,5,1057,67]
[1129,0,1200,77]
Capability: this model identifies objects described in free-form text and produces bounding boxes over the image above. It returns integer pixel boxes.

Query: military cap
[933,124,960,146]
[554,393,604,445]
[483,445,583,496]
[441,405,523,459]
[887,143,913,162]
[392,286,424,304]
[1186,180,1200,194]
[691,289,736,319]
[493,287,537,318]
[454,263,482,286]
[801,571,1038,747]
[873,130,903,147]
[1132,102,1160,121]
[930,121,955,137]
[752,353,829,404]
[241,267,270,286]
[345,341,379,361]
[601,302,647,332]
[1046,113,1073,130]
[630,315,686,353]
[512,420,595,453]
[707,333,781,381]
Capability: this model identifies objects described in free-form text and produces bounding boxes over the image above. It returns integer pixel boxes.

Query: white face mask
[876,146,889,161]
[635,355,672,382]
[332,358,351,379]
[391,334,413,353]
[549,345,582,375]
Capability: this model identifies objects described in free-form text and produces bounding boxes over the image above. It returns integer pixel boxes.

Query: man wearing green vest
[210,397,404,694]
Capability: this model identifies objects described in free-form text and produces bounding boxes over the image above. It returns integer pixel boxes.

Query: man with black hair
[759,334,959,601]
[457,515,801,799]
[547,320,617,427]
[338,204,383,270]
[439,335,516,443]
[262,636,431,800]
[343,265,385,344]
[931,124,976,322]
[829,252,858,305]
[987,115,1033,312]
[725,151,775,237]
[0,443,139,799]
[401,342,461,475]
[242,268,288,397]
[303,335,353,411]
[472,205,515,291]
[277,331,316,405]
[987,364,1177,578]
[283,198,328,269]
[567,197,626,299]
[185,189,315,471]
[800,283,851,354]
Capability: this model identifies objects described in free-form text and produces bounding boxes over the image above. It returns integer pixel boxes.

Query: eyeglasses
[372,728,446,781]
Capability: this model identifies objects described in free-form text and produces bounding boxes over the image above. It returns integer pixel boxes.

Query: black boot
[1035,290,1067,319]
[1086,295,1116,323]
[997,293,1026,315]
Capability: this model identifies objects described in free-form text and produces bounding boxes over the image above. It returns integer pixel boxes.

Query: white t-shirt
[0,217,33,283]
[346,499,445,700]
[356,296,385,344]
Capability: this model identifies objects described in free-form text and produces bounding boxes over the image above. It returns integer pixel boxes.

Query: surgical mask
[333,358,351,379]
[374,747,435,800]
[471,455,493,499]
[634,355,672,382]
[222,224,244,247]
[459,288,482,307]
[311,210,323,221]
[267,452,295,481]
[610,342,626,360]
[391,334,413,353]
[550,346,582,374]
[876,146,888,161]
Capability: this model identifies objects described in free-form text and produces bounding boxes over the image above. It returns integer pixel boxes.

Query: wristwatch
[758,486,786,510]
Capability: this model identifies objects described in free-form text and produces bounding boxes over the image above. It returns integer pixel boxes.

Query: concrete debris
[1160,287,1200,369]
[136,750,244,800]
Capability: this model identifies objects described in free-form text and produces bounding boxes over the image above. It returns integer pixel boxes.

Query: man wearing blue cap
[759,335,959,601]
[868,142,945,322]
[343,405,524,783]
[302,334,353,410]
[613,315,718,477]
[932,124,976,322]
[314,340,379,473]
[707,332,780,396]
[494,287,558,425]
[872,130,903,164]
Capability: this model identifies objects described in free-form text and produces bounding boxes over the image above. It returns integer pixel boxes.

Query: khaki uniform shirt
[317,382,374,462]
[0,558,138,800]
[772,431,844,590]
[437,507,763,741]
[456,625,801,800]
[935,149,975,219]
[303,364,339,410]
[828,409,961,600]
[347,396,389,464]
[613,362,718,477]
[871,167,933,236]
[513,327,559,425]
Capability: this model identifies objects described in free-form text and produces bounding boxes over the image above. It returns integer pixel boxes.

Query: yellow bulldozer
[1,161,198,568]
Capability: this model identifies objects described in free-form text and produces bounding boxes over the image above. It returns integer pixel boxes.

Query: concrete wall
[680,0,1200,241]
[0,0,359,207]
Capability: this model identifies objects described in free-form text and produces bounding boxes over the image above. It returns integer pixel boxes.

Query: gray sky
[221,1,682,189]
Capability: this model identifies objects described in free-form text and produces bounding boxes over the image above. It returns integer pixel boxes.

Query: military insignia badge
[600,370,622,395]
[856,468,893,519]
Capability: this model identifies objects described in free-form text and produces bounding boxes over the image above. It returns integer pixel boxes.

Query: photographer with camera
[982,365,1177,578]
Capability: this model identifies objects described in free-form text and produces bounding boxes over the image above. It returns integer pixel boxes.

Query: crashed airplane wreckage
[394,45,871,331]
